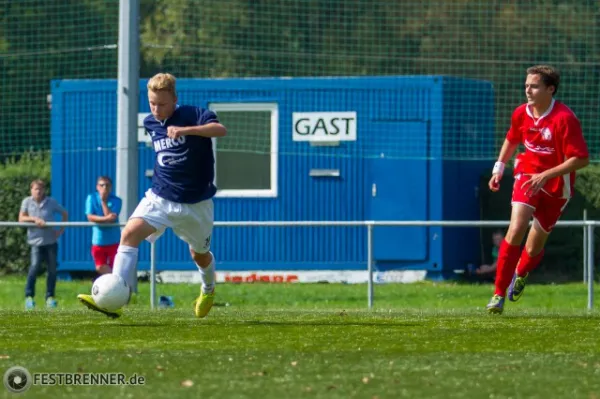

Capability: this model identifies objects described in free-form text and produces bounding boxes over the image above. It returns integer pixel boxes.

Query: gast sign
[292,112,357,141]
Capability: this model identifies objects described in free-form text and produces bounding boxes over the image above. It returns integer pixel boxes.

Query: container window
[209,103,278,197]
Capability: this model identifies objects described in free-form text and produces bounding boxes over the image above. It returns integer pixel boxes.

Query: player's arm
[545,115,590,177]
[489,139,519,191]
[495,109,522,174]
[522,114,589,195]
[490,109,522,190]
[167,109,227,139]
[169,123,227,138]
[495,139,520,166]
[539,157,589,180]
[522,155,588,196]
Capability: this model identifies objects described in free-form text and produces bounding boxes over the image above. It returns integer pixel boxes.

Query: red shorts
[511,173,569,233]
[91,244,119,269]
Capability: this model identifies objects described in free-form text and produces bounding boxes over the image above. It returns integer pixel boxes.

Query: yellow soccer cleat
[194,290,215,318]
[77,294,122,319]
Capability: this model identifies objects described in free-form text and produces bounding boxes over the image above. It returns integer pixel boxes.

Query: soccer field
[1,277,600,399]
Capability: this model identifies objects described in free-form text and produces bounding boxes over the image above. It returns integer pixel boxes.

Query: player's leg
[506,222,547,302]
[104,242,136,302]
[113,218,155,297]
[78,192,169,317]
[495,204,533,289]
[191,249,215,292]
[486,176,537,314]
[486,204,533,313]
[508,196,568,302]
[190,248,216,318]
[487,174,538,313]
[78,218,156,317]
[24,245,42,310]
[111,191,175,297]
[173,199,215,318]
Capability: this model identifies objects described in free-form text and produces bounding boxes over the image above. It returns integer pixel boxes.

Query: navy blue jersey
[144,105,218,203]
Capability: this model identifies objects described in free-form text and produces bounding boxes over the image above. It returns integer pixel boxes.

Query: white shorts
[130,189,214,253]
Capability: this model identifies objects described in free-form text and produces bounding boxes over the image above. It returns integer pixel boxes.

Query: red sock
[516,249,544,277]
[494,239,521,297]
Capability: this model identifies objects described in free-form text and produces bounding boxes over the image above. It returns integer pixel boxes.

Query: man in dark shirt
[78,73,227,318]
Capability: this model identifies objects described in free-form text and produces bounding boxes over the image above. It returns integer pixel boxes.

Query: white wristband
[492,161,505,175]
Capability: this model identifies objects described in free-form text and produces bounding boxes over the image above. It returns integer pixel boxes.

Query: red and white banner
[156,270,426,284]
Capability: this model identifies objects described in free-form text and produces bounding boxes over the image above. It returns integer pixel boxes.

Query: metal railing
[0,220,595,310]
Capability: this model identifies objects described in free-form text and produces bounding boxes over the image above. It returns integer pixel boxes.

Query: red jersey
[506,99,589,198]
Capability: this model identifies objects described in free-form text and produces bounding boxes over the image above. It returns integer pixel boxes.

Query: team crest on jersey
[541,127,552,141]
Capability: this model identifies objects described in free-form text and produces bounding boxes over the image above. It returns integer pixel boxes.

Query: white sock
[112,245,139,295]
[197,252,215,293]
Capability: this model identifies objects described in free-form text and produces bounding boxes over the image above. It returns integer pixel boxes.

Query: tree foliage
[1,0,598,155]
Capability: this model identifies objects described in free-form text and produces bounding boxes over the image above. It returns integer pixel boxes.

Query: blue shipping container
[51,76,495,278]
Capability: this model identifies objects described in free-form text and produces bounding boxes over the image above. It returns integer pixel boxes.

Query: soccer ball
[91,274,130,311]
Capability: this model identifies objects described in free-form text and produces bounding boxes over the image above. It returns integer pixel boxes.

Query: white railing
[0,220,595,310]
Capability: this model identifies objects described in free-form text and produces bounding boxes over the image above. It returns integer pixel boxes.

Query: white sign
[138,113,151,143]
[292,112,357,142]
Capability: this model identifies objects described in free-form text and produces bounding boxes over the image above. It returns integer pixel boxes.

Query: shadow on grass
[102,319,423,328]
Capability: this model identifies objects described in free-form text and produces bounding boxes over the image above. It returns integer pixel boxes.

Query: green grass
[2,276,600,398]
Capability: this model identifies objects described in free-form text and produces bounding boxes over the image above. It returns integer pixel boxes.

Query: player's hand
[488,174,501,192]
[521,173,549,197]
[105,213,118,222]
[167,126,185,139]
[34,217,46,227]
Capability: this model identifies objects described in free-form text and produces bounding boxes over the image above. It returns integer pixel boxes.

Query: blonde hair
[147,73,176,96]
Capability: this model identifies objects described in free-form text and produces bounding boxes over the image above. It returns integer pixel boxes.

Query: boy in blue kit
[78,73,227,318]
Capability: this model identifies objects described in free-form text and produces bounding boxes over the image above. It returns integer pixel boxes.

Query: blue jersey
[144,105,218,204]
[85,193,122,246]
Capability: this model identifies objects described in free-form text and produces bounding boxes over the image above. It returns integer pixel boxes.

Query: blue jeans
[25,243,58,299]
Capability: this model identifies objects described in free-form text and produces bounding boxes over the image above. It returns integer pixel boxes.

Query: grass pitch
[1,276,600,398]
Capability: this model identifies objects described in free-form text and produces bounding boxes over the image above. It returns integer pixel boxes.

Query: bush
[479,164,600,282]
[0,152,51,274]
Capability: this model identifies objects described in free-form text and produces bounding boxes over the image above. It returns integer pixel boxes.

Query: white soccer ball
[91,274,130,311]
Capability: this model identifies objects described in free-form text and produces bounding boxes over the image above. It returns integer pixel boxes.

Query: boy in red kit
[486,65,589,314]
